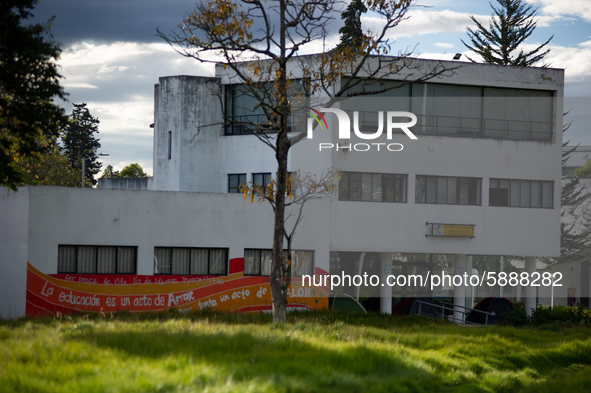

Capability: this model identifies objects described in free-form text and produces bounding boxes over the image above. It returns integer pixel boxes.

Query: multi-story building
[1,56,571,319]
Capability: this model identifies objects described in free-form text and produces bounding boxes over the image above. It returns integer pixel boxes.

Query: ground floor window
[58,245,137,274]
[154,247,228,275]
[244,249,314,276]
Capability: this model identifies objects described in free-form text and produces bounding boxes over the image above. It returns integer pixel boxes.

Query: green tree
[335,0,368,52]
[574,158,591,178]
[0,0,69,190]
[119,163,147,178]
[101,165,120,179]
[159,0,448,323]
[62,103,102,186]
[462,0,553,67]
[561,138,591,262]
[14,137,80,187]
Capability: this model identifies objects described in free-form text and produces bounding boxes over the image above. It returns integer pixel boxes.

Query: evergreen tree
[62,103,102,186]
[0,0,69,190]
[100,165,119,179]
[335,0,368,52]
[462,0,552,67]
[560,128,591,262]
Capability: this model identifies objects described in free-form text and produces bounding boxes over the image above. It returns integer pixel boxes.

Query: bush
[504,302,591,327]
[503,302,529,327]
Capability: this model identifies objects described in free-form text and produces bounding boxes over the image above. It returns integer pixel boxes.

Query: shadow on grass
[65,323,487,392]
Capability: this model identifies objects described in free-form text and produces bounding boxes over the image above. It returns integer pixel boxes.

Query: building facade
[0,57,572,319]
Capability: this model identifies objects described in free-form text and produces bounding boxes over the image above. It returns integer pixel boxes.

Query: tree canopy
[0,0,69,190]
[119,163,147,178]
[462,0,553,67]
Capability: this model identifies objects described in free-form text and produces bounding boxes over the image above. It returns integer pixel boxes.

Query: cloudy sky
[31,0,591,176]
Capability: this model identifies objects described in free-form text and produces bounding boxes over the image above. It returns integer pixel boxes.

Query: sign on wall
[26,260,328,317]
[426,223,475,238]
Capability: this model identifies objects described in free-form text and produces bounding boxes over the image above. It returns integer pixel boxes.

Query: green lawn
[1,311,590,392]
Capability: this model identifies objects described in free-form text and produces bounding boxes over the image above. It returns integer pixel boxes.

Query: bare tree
[158,0,452,323]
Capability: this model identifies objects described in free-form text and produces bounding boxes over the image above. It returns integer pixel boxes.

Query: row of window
[57,246,315,276]
[337,172,553,208]
[228,173,274,193]
[223,80,554,142]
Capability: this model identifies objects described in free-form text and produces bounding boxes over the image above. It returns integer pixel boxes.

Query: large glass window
[415,176,481,205]
[154,247,228,275]
[489,179,553,208]
[244,249,314,276]
[339,172,407,202]
[224,79,309,135]
[58,245,137,274]
[341,78,554,142]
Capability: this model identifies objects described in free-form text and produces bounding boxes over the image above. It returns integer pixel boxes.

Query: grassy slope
[0,311,590,393]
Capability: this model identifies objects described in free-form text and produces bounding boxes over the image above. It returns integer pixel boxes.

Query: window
[224,79,309,135]
[154,247,228,275]
[228,173,246,193]
[244,249,314,276]
[58,245,137,274]
[253,173,272,190]
[415,176,481,205]
[339,172,407,202]
[341,78,554,142]
[489,179,553,208]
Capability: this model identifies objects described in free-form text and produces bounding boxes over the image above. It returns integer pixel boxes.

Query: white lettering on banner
[58,291,101,307]
[133,295,152,307]
[197,298,217,310]
[256,286,268,298]
[168,291,195,307]
[154,295,165,306]
[287,287,312,298]
[231,288,250,300]
[41,281,53,297]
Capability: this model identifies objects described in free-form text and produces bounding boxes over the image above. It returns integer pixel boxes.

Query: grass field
[1,311,590,393]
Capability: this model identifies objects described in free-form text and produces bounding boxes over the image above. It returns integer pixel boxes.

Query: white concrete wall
[0,188,30,318]
[153,76,223,192]
[0,186,331,318]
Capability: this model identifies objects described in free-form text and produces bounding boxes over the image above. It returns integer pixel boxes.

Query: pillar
[453,254,466,323]
[380,252,392,314]
[524,256,536,316]
[465,256,473,310]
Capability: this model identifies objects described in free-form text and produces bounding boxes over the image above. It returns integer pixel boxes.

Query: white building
[0,56,572,319]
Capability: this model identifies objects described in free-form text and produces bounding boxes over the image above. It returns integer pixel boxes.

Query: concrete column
[453,254,467,323]
[465,256,473,310]
[524,256,537,316]
[380,253,393,314]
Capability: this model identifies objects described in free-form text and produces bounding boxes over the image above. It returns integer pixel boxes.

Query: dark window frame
[243,248,314,277]
[489,178,553,208]
[228,173,247,193]
[339,172,407,203]
[415,175,482,206]
[223,79,310,136]
[342,78,554,142]
[253,172,272,190]
[153,247,229,276]
[57,245,138,274]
